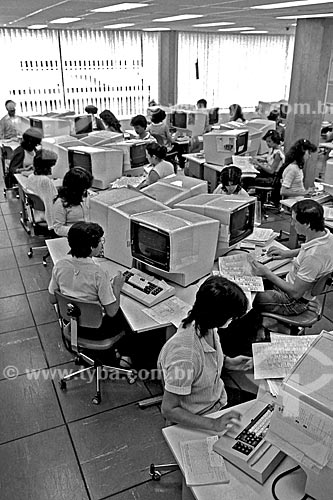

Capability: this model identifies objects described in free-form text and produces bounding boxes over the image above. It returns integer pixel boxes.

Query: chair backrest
[150,133,165,146]
[311,272,333,297]
[54,290,104,329]
[25,191,45,212]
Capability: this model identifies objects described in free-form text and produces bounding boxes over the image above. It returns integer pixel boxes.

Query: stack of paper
[232,155,259,176]
[180,436,229,486]
[243,228,277,247]
[218,254,264,292]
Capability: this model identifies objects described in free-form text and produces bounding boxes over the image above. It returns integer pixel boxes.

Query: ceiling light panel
[153,14,203,22]
[104,23,135,28]
[193,22,235,27]
[50,18,81,24]
[277,12,333,18]
[251,0,333,9]
[218,27,255,31]
[91,3,148,13]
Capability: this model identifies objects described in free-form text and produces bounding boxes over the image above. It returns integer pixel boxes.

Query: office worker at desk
[251,199,333,317]
[137,143,174,189]
[6,127,43,188]
[213,165,249,197]
[53,167,93,237]
[0,99,21,140]
[49,222,128,341]
[158,275,253,432]
[251,130,284,182]
[280,138,317,198]
[229,103,246,123]
[130,114,156,142]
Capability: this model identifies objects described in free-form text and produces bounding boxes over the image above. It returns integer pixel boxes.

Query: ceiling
[0,0,332,35]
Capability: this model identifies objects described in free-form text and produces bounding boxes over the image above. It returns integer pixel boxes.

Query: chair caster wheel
[149,465,161,481]
[60,380,67,391]
[74,357,81,365]
[92,394,101,405]
[27,249,33,258]
[42,260,47,267]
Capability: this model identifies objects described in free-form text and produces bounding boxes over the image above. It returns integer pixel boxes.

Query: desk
[163,400,305,500]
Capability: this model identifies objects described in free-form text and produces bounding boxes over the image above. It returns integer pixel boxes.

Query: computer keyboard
[121,268,175,307]
[213,400,285,484]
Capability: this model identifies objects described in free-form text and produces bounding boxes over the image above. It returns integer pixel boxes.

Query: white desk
[46,237,198,334]
[162,400,305,500]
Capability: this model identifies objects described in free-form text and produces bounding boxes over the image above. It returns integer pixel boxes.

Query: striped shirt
[158,322,227,415]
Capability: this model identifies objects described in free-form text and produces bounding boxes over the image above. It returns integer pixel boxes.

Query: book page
[180,436,229,486]
[142,296,191,328]
[218,254,264,292]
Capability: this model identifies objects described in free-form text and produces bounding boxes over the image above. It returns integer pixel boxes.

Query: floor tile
[0,372,63,444]
[27,290,58,325]
[4,212,22,229]
[0,268,25,298]
[0,199,21,215]
[0,229,11,248]
[13,244,46,267]
[55,361,151,422]
[7,227,43,247]
[0,247,17,270]
[306,315,333,335]
[0,294,34,334]
[0,215,5,230]
[20,263,52,293]
[108,470,183,500]
[69,405,175,500]
[38,321,73,367]
[0,327,47,381]
[0,427,89,500]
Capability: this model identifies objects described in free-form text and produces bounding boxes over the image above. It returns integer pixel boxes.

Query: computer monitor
[68,146,123,189]
[174,194,256,257]
[204,130,249,166]
[267,331,333,500]
[65,114,93,135]
[208,107,219,125]
[141,174,208,207]
[80,130,123,147]
[130,208,220,286]
[29,116,71,137]
[42,136,84,179]
[247,119,276,154]
[171,110,207,137]
[110,140,148,176]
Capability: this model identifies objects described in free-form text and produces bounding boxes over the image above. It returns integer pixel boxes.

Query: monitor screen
[68,150,92,174]
[173,111,187,129]
[131,223,169,270]
[30,118,42,130]
[208,108,219,125]
[74,115,93,134]
[235,132,248,155]
[229,203,255,246]
[130,143,148,168]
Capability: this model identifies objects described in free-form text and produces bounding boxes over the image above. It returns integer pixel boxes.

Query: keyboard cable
[271,465,312,500]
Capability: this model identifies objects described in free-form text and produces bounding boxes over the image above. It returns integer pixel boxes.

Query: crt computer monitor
[80,130,123,147]
[68,145,123,189]
[63,114,93,135]
[267,331,333,500]
[141,174,208,207]
[174,194,256,257]
[172,110,207,137]
[110,140,148,176]
[130,208,220,287]
[29,116,71,138]
[204,130,249,166]
[42,136,84,179]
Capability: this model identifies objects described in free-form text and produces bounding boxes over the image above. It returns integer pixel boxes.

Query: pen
[249,442,272,467]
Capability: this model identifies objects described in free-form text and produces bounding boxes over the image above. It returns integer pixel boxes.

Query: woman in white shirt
[281,139,317,198]
[138,143,175,189]
[25,149,58,229]
[213,166,249,196]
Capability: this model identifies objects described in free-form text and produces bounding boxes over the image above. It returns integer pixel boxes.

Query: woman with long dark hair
[280,138,317,198]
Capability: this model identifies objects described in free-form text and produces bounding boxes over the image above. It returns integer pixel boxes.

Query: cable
[271,465,309,500]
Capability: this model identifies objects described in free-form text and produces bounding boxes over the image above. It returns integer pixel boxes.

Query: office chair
[54,290,137,405]
[1,145,17,197]
[262,272,333,336]
[24,191,53,266]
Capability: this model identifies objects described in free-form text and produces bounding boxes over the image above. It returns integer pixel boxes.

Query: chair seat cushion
[63,328,115,351]
[262,299,320,327]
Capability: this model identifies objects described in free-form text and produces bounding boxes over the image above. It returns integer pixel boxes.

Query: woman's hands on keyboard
[213,411,242,435]
[112,271,125,295]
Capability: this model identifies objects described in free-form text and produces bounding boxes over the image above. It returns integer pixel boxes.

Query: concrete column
[158,31,178,106]
[285,19,333,187]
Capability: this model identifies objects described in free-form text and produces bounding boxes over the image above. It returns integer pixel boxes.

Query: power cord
[271,465,310,500]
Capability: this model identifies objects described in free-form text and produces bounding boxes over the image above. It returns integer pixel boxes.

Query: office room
[1,1,333,499]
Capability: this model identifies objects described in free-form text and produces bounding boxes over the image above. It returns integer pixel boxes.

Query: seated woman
[252,130,284,182]
[130,114,156,142]
[53,167,93,237]
[99,109,123,134]
[280,138,317,198]
[138,143,175,189]
[48,222,128,341]
[25,148,58,230]
[148,108,174,150]
[213,165,249,196]
[6,127,42,188]
[229,104,246,123]
[158,275,253,431]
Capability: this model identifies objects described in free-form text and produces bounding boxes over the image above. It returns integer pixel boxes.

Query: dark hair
[146,142,167,160]
[21,128,43,152]
[85,104,98,115]
[99,110,122,133]
[267,110,280,122]
[151,108,166,124]
[33,148,58,175]
[68,222,104,258]
[57,167,93,208]
[229,104,245,122]
[262,129,282,145]
[5,99,15,107]
[130,114,147,129]
[219,166,242,193]
[182,275,248,336]
[284,138,317,168]
[197,99,207,108]
[291,199,325,231]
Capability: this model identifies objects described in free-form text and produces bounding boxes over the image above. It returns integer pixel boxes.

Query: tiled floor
[1,181,333,500]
